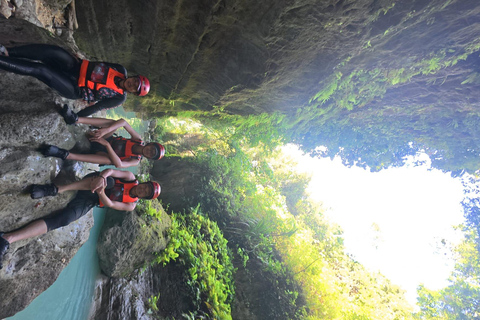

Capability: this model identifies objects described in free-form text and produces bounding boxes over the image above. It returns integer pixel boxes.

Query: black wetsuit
[43,173,114,231]
[0,44,127,117]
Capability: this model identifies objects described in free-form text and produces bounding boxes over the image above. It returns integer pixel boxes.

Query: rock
[0,208,93,318]
[42,0,72,11]
[89,263,192,320]
[89,271,156,320]
[97,201,171,278]
[0,111,75,148]
[0,17,95,319]
[151,157,202,213]
[0,0,14,19]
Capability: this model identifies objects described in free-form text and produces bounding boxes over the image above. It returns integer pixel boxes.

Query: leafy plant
[156,206,235,320]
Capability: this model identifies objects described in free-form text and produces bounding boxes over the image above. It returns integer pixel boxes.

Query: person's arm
[89,137,140,168]
[95,168,137,210]
[100,168,136,181]
[77,95,126,117]
[91,118,142,141]
[118,158,141,168]
[96,189,137,211]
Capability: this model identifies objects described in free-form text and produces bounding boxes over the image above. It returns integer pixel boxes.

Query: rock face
[151,157,202,213]
[74,0,316,113]
[97,202,171,278]
[91,201,175,320]
[89,263,192,320]
[73,0,480,172]
[0,18,96,319]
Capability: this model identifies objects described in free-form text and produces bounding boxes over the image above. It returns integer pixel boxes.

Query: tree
[416,229,480,320]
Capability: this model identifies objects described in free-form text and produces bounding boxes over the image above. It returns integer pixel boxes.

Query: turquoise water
[7,208,105,320]
[7,107,148,320]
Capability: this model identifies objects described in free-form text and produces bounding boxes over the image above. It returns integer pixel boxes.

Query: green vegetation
[415,228,480,319]
[127,1,480,318]
[152,114,416,319]
[156,207,235,320]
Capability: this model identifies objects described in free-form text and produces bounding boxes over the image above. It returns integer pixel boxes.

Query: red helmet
[137,75,150,96]
[147,181,161,199]
[146,142,165,160]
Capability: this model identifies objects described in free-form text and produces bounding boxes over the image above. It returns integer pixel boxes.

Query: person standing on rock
[0,43,150,117]
[0,169,161,269]
[41,115,165,168]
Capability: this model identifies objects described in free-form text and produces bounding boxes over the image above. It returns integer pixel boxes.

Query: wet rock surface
[89,262,190,320]
[0,17,94,319]
[151,156,202,213]
[97,203,171,278]
[73,0,480,173]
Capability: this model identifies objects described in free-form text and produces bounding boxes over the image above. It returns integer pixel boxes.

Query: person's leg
[41,143,113,165]
[2,220,48,244]
[2,188,98,245]
[42,191,98,232]
[56,175,96,193]
[31,172,97,199]
[77,117,117,127]
[7,44,80,74]
[0,56,82,99]
[66,152,113,165]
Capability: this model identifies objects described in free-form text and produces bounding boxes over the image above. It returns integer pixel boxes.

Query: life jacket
[99,178,139,208]
[110,136,144,160]
[78,60,125,97]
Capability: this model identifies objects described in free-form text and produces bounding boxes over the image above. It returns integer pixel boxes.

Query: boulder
[97,201,171,278]
[0,17,95,319]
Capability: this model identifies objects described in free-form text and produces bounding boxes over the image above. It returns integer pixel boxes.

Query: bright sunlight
[286,144,466,305]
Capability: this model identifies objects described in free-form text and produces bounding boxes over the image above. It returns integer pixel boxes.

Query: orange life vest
[110,137,144,160]
[78,60,125,95]
[99,178,139,208]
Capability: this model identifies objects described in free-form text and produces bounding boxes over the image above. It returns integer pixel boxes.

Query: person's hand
[90,128,108,139]
[89,136,110,146]
[90,175,106,193]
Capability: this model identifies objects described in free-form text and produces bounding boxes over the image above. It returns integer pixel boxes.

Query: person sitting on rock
[0,168,161,269]
[0,43,150,117]
[41,113,165,168]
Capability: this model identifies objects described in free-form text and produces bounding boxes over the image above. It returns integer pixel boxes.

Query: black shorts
[43,190,99,231]
[43,173,114,231]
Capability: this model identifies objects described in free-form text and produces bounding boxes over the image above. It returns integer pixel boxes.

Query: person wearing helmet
[0,43,150,117]
[41,115,165,168]
[0,169,161,269]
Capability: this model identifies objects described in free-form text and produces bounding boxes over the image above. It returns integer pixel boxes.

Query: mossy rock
[97,200,171,278]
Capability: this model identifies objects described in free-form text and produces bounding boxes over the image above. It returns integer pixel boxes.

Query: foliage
[415,228,480,319]
[156,206,235,320]
[154,114,416,319]
[147,294,160,313]
[137,200,165,223]
[286,9,480,173]
[460,174,480,239]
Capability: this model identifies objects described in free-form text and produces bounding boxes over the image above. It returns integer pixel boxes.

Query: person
[0,168,161,269]
[0,43,150,117]
[41,115,165,168]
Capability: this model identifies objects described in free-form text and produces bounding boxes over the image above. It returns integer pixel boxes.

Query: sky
[286,145,466,306]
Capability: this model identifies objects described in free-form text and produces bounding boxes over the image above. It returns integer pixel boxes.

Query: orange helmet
[147,181,161,199]
[146,142,165,160]
[137,75,150,96]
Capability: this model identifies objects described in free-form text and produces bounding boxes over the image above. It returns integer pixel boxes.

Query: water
[7,107,149,320]
[7,209,105,320]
